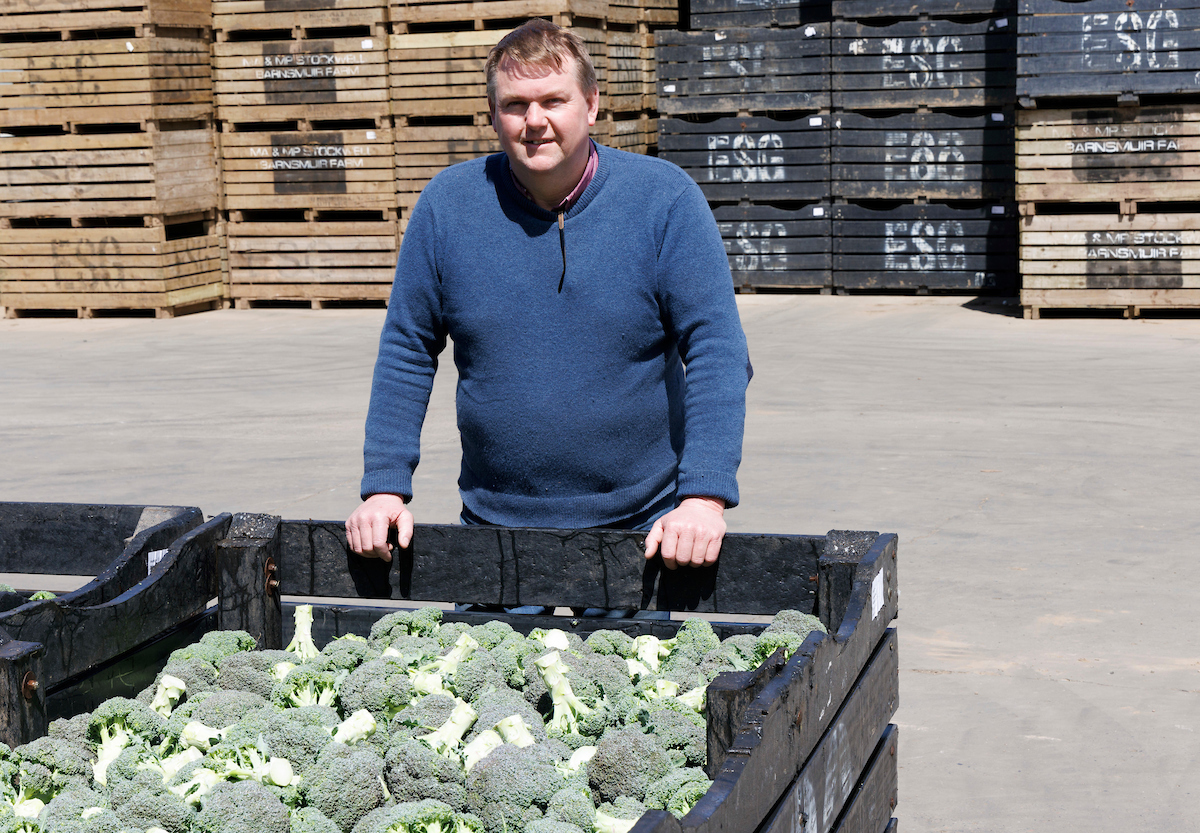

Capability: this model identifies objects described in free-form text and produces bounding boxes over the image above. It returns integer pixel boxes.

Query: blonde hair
[486,19,598,112]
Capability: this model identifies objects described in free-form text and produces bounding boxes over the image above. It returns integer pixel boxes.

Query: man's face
[491,54,598,188]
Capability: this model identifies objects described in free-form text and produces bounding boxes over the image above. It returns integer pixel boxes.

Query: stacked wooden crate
[1017,0,1200,318]
[214,0,398,307]
[0,0,222,318]
[656,3,835,291]
[828,0,1018,293]
[389,0,666,222]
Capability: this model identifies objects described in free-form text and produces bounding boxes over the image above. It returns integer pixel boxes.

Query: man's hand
[346,493,413,562]
[644,496,727,570]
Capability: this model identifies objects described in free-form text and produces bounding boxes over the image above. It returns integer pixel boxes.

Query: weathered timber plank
[828,725,898,833]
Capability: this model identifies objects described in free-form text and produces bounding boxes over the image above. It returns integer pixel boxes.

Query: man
[346,19,750,573]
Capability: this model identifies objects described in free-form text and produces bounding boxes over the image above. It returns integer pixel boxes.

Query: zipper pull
[557,212,566,293]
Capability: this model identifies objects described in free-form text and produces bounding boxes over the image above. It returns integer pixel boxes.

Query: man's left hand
[644,496,727,570]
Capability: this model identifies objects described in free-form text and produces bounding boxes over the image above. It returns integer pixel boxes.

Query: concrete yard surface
[1,295,1197,831]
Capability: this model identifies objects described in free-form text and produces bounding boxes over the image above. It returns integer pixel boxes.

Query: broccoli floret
[271,665,348,710]
[461,730,504,772]
[583,630,636,659]
[312,637,381,675]
[638,708,705,769]
[593,796,646,833]
[109,771,196,833]
[586,728,674,805]
[217,650,296,699]
[464,744,568,833]
[28,591,56,601]
[369,608,443,649]
[47,714,91,749]
[642,768,710,814]
[468,621,516,651]
[764,610,826,639]
[339,657,413,721]
[467,691,546,747]
[200,629,258,658]
[12,735,92,804]
[250,711,337,781]
[167,689,270,740]
[355,798,481,833]
[37,787,114,833]
[753,612,824,664]
[147,657,221,704]
[331,709,378,746]
[290,805,341,833]
[384,738,468,811]
[194,778,291,833]
[391,694,459,741]
[87,698,168,787]
[544,786,595,831]
[301,743,386,833]
[436,621,473,649]
[533,653,592,738]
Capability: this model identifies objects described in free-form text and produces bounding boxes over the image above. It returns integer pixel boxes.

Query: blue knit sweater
[362,144,751,528]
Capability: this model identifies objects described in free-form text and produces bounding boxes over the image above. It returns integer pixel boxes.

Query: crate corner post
[217,513,284,650]
[0,637,47,748]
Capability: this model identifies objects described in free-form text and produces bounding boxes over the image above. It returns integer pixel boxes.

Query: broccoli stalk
[149,674,187,717]
[285,604,320,661]
[534,652,592,735]
[493,715,536,748]
[424,633,481,677]
[418,701,478,757]
[595,808,639,833]
[330,709,378,745]
[461,729,503,772]
[633,635,674,673]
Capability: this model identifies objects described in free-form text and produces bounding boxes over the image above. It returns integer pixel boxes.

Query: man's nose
[525,102,548,128]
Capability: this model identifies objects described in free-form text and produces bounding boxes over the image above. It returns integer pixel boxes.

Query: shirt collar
[510,140,598,213]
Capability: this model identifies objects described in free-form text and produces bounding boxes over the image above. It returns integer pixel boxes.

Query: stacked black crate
[656,3,834,291]
[830,0,1018,293]
[1017,0,1200,318]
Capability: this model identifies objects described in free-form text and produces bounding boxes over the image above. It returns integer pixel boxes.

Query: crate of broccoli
[0,518,897,833]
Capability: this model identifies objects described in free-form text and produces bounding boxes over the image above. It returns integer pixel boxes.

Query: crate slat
[712,203,831,290]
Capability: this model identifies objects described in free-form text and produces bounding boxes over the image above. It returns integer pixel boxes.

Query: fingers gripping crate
[212,516,900,833]
[0,502,219,746]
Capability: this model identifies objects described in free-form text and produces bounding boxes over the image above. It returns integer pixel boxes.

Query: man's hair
[486,19,598,112]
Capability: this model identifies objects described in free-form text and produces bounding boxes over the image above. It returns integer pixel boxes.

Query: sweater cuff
[676,470,740,509]
[360,471,414,504]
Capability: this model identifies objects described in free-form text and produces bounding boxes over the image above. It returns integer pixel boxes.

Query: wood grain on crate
[213,0,387,36]
[832,17,1016,110]
[0,129,219,219]
[832,202,1018,291]
[395,122,499,208]
[712,202,832,290]
[226,217,398,301]
[1016,105,1200,203]
[1021,287,1200,317]
[655,26,831,115]
[607,28,654,113]
[659,115,831,203]
[0,36,212,127]
[222,128,396,210]
[0,0,212,33]
[690,0,830,30]
[388,0,608,27]
[1017,0,1200,103]
[833,110,1015,201]
[832,0,1014,17]
[214,36,389,122]
[603,113,657,154]
[389,30,507,119]
[1020,211,1200,289]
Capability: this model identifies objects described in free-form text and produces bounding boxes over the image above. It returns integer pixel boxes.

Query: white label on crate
[996,18,1008,28]
[663,84,676,93]
[992,205,1005,214]
[992,112,1005,121]
[809,116,823,126]
[148,548,169,573]
[805,26,817,37]
[813,206,825,217]
[714,32,727,41]
[366,131,377,140]
[362,39,373,49]
[872,570,885,619]
[126,42,134,52]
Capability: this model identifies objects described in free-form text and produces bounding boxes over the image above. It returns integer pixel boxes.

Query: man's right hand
[346,493,413,562]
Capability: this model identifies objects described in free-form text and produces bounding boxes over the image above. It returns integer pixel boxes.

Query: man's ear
[586,86,599,125]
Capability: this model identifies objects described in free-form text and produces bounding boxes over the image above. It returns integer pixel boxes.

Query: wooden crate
[221,126,396,211]
[833,109,1015,200]
[690,0,831,30]
[388,0,608,30]
[832,0,1014,18]
[602,111,657,154]
[712,202,832,290]
[832,17,1016,110]
[0,0,212,33]
[1017,0,1200,107]
[655,26,831,116]
[390,20,607,120]
[1016,105,1200,206]
[1020,210,1200,297]
[212,0,388,38]
[0,215,225,318]
[225,211,399,305]
[394,120,499,210]
[659,114,831,203]
[0,126,220,220]
[607,27,654,113]
[832,201,1018,290]
[0,34,212,129]
[214,36,390,124]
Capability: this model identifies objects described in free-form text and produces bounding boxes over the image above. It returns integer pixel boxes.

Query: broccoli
[217,649,297,699]
[167,689,271,740]
[384,738,468,811]
[593,796,646,833]
[87,698,168,787]
[461,729,504,771]
[37,787,116,833]
[533,653,592,737]
[108,771,196,833]
[290,805,341,833]
[424,634,480,678]
[369,608,443,649]
[526,820,584,833]
[583,630,636,659]
[391,694,459,741]
[642,768,710,814]
[752,612,824,664]
[331,709,378,746]
[11,735,92,804]
[28,590,56,601]
[284,604,321,662]
[419,700,478,758]
[0,584,15,594]
[301,743,387,832]
[544,786,595,831]
[248,710,338,781]
[312,637,381,675]
[586,728,674,805]
[147,657,221,703]
[272,664,348,710]
[148,674,188,718]
[354,798,482,833]
[467,621,516,651]
[636,706,705,768]
[340,657,413,720]
[463,743,568,833]
[467,690,545,748]
[46,714,91,748]
[194,778,291,833]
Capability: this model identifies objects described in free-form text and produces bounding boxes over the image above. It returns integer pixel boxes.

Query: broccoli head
[544,786,595,831]
[302,743,387,832]
[369,608,444,649]
[582,630,637,659]
[193,778,291,833]
[464,743,568,833]
[217,649,296,699]
[271,664,348,711]
[355,798,482,833]
[642,768,710,815]
[87,698,168,787]
[586,728,674,805]
[290,805,341,833]
[384,737,468,811]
